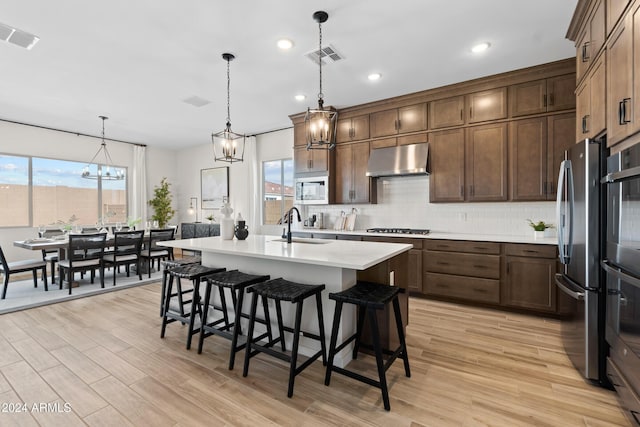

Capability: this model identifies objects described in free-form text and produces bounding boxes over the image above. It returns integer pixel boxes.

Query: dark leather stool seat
[324,281,410,411]
[242,278,327,398]
[160,263,224,349]
[159,256,201,317]
[198,270,271,369]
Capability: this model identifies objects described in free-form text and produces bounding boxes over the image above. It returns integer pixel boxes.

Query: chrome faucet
[284,207,301,243]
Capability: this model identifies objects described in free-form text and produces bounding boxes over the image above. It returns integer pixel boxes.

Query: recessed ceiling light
[368,73,382,81]
[295,94,306,101]
[277,39,293,50]
[471,42,491,53]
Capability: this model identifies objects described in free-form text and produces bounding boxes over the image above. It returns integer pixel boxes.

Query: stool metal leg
[287,300,304,398]
[369,307,390,411]
[197,281,213,354]
[393,297,411,378]
[352,306,367,359]
[242,291,260,378]
[324,300,343,386]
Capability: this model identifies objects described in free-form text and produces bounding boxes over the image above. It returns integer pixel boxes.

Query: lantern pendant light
[212,53,245,163]
[304,11,338,151]
[81,115,125,180]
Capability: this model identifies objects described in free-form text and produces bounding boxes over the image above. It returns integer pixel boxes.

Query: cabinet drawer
[424,272,500,304]
[424,239,500,254]
[424,251,500,279]
[363,236,423,249]
[505,243,556,258]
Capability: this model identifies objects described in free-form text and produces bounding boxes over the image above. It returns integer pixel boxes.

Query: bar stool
[160,263,224,349]
[197,270,271,369]
[324,281,410,411]
[159,256,201,317]
[242,278,327,398]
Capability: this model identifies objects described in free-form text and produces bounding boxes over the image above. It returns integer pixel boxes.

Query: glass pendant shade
[81,116,125,180]
[211,53,245,163]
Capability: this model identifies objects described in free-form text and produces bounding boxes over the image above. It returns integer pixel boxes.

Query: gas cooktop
[366,228,430,235]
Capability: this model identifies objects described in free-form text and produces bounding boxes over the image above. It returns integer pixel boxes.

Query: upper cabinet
[607,0,632,36]
[293,122,306,147]
[465,123,508,201]
[607,9,634,146]
[370,103,427,138]
[509,75,576,117]
[336,114,370,143]
[429,128,465,203]
[576,52,606,140]
[293,147,329,174]
[466,88,507,124]
[335,141,375,204]
[429,96,465,129]
[576,0,605,83]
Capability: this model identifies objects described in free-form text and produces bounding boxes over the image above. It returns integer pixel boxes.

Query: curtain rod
[0,117,147,147]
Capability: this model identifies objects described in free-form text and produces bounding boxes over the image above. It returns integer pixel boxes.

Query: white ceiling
[1,0,578,149]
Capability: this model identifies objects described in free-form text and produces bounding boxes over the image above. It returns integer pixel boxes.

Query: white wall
[0,120,177,261]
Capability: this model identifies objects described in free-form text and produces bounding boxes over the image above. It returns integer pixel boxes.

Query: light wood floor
[0,282,630,426]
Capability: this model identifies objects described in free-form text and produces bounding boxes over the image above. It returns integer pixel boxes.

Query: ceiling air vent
[305,44,344,65]
[0,22,39,50]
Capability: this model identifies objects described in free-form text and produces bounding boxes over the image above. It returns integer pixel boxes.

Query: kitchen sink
[268,238,330,245]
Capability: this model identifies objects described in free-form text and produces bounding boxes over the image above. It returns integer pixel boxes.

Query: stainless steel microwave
[295,176,329,205]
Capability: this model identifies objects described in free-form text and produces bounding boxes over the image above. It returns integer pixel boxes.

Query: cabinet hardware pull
[549,93,554,106]
[473,247,488,250]
[460,109,463,120]
[460,185,464,197]
[523,250,538,253]
[470,106,473,118]
[543,94,547,107]
[582,115,590,133]
[581,42,590,62]
[394,120,398,130]
[473,288,488,293]
[437,262,450,266]
[398,119,401,130]
[470,185,474,197]
[621,98,632,124]
[473,265,488,269]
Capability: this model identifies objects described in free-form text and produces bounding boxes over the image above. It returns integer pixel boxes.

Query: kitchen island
[160,234,412,367]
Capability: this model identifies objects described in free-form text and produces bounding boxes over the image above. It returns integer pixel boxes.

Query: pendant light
[304,11,338,151]
[81,116,125,180]
[212,53,245,163]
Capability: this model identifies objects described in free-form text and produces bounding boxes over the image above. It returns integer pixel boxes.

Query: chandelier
[211,53,245,163]
[81,116,124,180]
[304,11,338,151]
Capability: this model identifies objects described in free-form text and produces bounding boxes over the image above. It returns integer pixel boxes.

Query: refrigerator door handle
[556,160,574,264]
[602,259,640,289]
[555,273,585,301]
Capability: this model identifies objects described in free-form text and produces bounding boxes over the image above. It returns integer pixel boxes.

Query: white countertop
[296,228,558,245]
[160,234,412,270]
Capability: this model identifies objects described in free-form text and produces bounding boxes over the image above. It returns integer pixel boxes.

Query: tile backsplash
[304,175,556,237]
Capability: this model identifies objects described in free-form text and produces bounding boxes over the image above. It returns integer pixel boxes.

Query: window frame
[262,158,293,226]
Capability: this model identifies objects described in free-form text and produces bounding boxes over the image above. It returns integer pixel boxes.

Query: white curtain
[246,136,260,232]
[131,145,147,223]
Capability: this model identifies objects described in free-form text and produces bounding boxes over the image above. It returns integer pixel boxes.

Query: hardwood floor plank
[0,389,39,427]
[83,405,136,427]
[29,398,88,427]
[39,365,108,417]
[11,336,60,372]
[1,360,59,405]
[83,346,146,386]
[50,346,109,385]
[0,336,24,369]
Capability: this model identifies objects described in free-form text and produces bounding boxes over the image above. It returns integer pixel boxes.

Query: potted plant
[527,219,554,239]
[206,214,216,223]
[148,177,175,228]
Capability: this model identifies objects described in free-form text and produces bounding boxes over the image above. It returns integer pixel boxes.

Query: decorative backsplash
[304,175,556,237]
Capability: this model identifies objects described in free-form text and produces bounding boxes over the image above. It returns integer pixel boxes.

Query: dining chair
[140,228,175,278]
[57,233,106,295]
[102,230,144,286]
[40,229,64,284]
[0,245,48,299]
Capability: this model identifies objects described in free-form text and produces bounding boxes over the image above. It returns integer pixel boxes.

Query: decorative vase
[534,230,545,239]
[220,199,235,240]
[235,220,249,240]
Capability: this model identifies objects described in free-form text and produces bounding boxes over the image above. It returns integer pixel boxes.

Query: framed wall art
[201,166,229,209]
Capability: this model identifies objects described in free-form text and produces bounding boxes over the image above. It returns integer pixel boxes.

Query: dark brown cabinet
[429,95,465,129]
[503,244,557,313]
[509,75,576,117]
[370,103,427,138]
[465,123,508,201]
[576,0,606,83]
[293,122,306,147]
[336,114,369,143]
[429,128,465,202]
[293,146,329,174]
[363,236,422,293]
[607,10,633,146]
[467,88,507,123]
[509,113,576,201]
[335,142,374,203]
[576,52,606,140]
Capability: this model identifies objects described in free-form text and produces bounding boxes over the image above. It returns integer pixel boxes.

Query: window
[0,153,127,228]
[263,159,293,225]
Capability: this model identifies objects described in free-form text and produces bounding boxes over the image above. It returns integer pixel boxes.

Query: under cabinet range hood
[366,143,429,177]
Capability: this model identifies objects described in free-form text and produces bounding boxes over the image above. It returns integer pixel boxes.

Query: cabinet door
[576,25,591,83]
[336,118,353,143]
[429,128,465,202]
[509,79,547,117]
[633,2,640,135]
[335,144,352,203]
[429,96,464,129]
[351,142,372,203]
[294,147,312,174]
[509,117,547,201]
[590,0,606,59]
[503,256,557,313]
[398,103,427,133]
[547,113,576,200]
[547,74,577,112]
[467,87,507,123]
[576,78,591,140]
[465,123,508,201]
[398,133,427,146]
[370,109,399,138]
[351,115,370,141]
[293,122,306,147]
[607,13,633,147]
[370,138,397,149]
[589,53,607,138]
[309,149,328,173]
[407,249,422,293]
[608,0,632,35]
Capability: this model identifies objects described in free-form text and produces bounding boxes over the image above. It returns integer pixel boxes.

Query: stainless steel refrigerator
[555,138,604,383]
